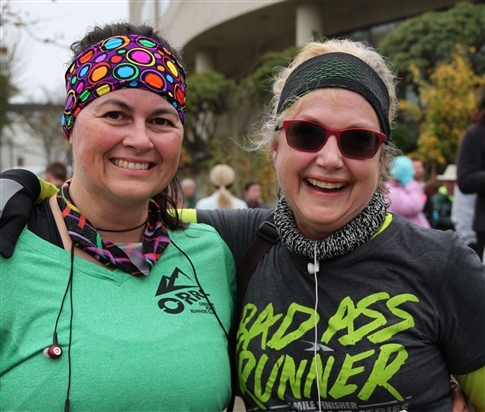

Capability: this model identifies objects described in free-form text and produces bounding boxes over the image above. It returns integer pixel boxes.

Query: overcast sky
[6,0,130,103]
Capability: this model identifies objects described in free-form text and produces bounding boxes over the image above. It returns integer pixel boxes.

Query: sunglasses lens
[286,121,326,151]
[340,130,380,158]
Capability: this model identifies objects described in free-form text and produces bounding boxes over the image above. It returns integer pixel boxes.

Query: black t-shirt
[198,209,485,411]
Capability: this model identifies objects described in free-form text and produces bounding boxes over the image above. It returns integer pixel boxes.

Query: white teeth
[307,178,344,189]
[112,159,149,170]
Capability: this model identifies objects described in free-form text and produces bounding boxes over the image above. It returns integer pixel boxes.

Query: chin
[113,186,156,201]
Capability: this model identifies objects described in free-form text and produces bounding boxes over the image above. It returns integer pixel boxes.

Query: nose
[122,120,154,152]
[315,135,343,169]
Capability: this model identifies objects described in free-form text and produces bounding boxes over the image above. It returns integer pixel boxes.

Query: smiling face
[272,88,382,240]
[69,88,183,210]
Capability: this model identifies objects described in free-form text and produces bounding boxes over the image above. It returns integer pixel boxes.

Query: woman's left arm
[454,366,485,411]
[440,236,485,411]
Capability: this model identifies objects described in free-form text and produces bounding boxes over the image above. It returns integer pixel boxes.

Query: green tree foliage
[0,48,19,141]
[379,2,485,96]
[400,50,485,171]
[19,101,69,164]
[182,70,236,173]
[1,1,20,141]
[238,45,299,107]
[180,47,301,202]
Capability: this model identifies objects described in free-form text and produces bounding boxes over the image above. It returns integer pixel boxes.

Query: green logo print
[237,293,419,409]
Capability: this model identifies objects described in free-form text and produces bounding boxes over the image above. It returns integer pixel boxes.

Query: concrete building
[2,0,479,172]
[1,104,68,173]
[130,0,470,80]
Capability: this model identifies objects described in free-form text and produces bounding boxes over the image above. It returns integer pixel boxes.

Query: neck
[96,220,147,233]
[67,179,150,242]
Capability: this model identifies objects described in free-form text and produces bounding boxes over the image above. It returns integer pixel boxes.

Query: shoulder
[468,123,485,135]
[168,223,236,270]
[170,221,224,240]
[168,223,235,265]
[387,214,460,254]
[197,208,273,231]
[375,216,485,286]
[462,124,485,143]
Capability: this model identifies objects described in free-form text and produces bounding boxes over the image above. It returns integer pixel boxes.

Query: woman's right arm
[196,208,273,266]
[0,169,56,258]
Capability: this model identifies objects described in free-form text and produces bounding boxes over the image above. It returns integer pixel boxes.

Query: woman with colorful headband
[0,23,236,411]
[0,39,483,411]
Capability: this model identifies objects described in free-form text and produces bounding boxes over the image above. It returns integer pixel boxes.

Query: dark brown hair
[46,161,67,181]
[70,23,183,64]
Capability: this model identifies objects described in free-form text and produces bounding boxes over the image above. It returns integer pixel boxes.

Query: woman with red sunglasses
[201,38,485,412]
[1,38,484,411]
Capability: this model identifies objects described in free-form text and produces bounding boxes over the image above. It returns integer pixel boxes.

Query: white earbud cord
[313,241,322,412]
[310,244,403,412]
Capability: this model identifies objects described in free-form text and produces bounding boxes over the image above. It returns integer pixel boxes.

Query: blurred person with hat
[432,164,456,231]
[385,155,431,228]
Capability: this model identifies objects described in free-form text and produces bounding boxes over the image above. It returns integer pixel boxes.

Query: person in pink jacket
[386,155,431,228]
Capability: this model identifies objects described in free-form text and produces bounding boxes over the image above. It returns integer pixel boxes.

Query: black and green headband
[276,52,391,141]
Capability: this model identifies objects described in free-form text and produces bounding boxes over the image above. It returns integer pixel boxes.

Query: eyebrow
[97,98,178,117]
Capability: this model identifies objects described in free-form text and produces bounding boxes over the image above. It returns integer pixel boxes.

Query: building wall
[129,0,466,80]
[1,122,48,173]
[1,106,70,173]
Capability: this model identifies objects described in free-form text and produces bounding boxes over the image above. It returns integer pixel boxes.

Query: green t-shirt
[1,223,236,411]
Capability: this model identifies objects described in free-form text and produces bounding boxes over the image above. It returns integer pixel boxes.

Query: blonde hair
[250,38,400,194]
[210,164,236,210]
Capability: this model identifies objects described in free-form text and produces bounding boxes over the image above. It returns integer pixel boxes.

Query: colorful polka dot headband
[62,34,187,139]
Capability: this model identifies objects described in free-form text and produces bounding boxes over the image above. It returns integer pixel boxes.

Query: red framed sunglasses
[281,120,386,159]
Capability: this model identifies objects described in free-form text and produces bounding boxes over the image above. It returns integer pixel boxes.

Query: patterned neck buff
[276,52,391,141]
[62,34,187,139]
[274,190,387,261]
[57,179,171,275]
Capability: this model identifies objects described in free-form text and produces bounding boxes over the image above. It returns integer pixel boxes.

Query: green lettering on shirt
[268,303,316,350]
[339,293,389,345]
[239,350,284,409]
[358,343,407,400]
[238,303,282,351]
[321,297,357,344]
[329,349,375,398]
[304,354,334,398]
[368,294,419,343]
[278,355,307,399]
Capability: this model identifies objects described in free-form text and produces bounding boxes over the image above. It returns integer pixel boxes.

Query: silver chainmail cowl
[273,190,387,261]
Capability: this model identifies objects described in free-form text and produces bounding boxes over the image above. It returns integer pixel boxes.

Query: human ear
[270,144,278,164]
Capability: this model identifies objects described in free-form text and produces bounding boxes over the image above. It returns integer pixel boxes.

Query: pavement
[225,397,246,412]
